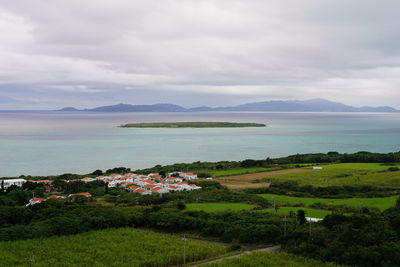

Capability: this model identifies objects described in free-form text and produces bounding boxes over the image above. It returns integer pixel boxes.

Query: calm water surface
[1,111,400,177]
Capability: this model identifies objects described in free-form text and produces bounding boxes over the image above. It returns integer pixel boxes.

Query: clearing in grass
[0,228,227,267]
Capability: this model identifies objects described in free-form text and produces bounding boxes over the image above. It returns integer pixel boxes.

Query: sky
[0,0,400,109]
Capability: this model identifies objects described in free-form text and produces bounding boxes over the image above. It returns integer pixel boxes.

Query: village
[1,171,202,206]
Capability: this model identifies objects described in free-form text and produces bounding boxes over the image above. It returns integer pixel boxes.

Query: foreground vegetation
[203,251,344,267]
[3,151,400,266]
[120,122,266,128]
[0,228,227,266]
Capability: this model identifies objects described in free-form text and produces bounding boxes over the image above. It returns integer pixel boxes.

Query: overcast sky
[0,0,400,109]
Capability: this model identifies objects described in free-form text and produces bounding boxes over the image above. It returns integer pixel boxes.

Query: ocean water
[0,111,400,177]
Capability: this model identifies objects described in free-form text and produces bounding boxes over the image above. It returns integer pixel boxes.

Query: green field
[210,167,274,177]
[265,163,400,187]
[259,194,398,210]
[186,203,256,212]
[203,251,344,267]
[319,163,400,171]
[0,228,227,267]
[259,207,333,218]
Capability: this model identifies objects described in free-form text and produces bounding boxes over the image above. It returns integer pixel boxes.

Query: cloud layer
[1,0,400,109]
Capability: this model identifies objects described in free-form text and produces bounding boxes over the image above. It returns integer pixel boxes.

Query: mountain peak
[58,107,79,111]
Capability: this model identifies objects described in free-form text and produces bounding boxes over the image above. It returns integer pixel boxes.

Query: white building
[179,172,198,180]
[1,178,26,190]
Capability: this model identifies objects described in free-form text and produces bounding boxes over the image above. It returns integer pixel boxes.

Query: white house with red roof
[179,172,198,180]
[151,187,169,194]
[81,177,96,183]
[134,188,151,195]
[166,177,183,183]
[26,197,46,206]
[68,192,92,198]
[148,173,162,179]
[47,195,66,199]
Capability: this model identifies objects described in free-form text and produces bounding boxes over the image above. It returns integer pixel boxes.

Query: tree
[91,169,103,176]
[176,201,186,210]
[396,196,400,208]
[297,210,306,225]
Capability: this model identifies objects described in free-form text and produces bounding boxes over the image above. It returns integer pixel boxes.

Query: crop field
[203,251,344,267]
[258,207,333,218]
[265,163,400,187]
[0,228,227,267]
[259,194,398,210]
[186,203,256,212]
[216,168,310,190]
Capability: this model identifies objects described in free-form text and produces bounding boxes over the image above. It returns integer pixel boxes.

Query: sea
[1,111,400,177]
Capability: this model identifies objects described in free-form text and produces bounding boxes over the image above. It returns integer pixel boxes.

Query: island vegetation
[120,121,266,128]
[2,151,400,266]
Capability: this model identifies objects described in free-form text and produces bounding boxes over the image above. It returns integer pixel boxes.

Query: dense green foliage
[0,228,227,266]
[204,251,344,267]
[285,206,400,267]
[146,209,284,244]
[248,181,399,198]
[0,202,140,241]
[258,207,333,219]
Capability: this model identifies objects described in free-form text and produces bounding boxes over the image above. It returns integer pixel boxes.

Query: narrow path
[190,245,281,266]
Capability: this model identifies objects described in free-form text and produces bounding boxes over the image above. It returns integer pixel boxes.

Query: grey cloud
[0,0,400,109]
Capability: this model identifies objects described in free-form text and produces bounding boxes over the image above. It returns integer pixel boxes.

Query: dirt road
[191,245,282,266]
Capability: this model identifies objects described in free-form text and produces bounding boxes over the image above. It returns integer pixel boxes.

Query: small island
[120,122,266,128]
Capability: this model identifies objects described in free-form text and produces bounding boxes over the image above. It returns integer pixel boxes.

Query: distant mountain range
[59,99,399,113]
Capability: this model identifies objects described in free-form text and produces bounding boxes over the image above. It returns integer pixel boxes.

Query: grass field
[186,203,256,212]
[0,228,227,267]
[216,168,310,190]
[258,207,333,218]
[203,251,344,267]
[210,167,274,177]
[259,194,398,210]
[318,163,400,171]
[264,163,400,187]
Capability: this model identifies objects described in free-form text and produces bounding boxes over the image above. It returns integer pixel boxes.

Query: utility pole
[272,196,276,212]
[182,234,187,267]
[283,216,287,236]
[28,255,35,266]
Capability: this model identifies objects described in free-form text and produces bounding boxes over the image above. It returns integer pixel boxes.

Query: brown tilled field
[215,168,311,190]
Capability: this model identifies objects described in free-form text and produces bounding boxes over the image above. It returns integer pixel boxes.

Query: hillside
[59,99,399,113]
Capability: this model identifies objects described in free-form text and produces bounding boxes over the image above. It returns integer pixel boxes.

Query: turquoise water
[0,111,400,177]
